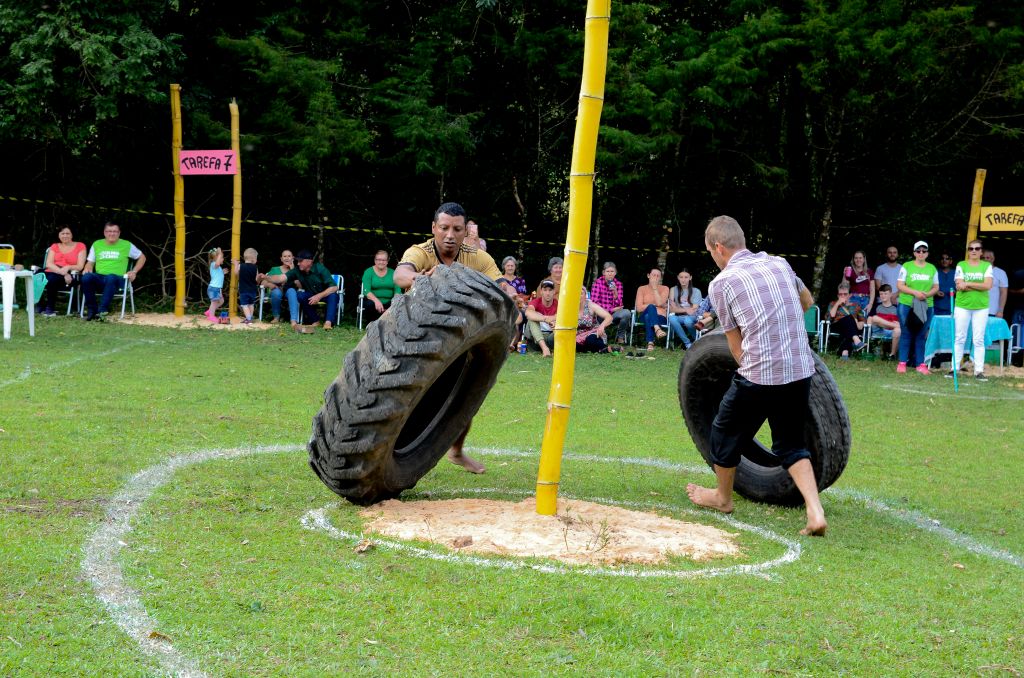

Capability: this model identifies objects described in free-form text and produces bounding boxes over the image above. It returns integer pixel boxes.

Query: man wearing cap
[395,201,514,474]
[685,215,827,536]
[264,250,339,332]
[524,279,558,356]
[895,240,939,374]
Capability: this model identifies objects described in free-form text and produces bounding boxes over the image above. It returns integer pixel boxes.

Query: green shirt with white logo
[954,260,992,311]
[91,239,133,276]
[897,262,938,307]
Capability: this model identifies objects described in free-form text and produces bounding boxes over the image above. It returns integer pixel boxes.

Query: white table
[0,269,35,340]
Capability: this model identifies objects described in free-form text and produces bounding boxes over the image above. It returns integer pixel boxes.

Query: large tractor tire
[309,264,517,505]
[678,332,850,506]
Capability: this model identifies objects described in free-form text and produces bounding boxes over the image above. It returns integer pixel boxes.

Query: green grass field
[2,317,1022,676]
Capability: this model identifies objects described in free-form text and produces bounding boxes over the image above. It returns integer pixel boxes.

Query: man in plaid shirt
[589,261,632,345]
[685,215,827,537]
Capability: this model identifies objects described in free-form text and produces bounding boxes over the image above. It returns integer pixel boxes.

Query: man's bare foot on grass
[685,483,733,513]
[800,519,828,537]
[447,449,485,474]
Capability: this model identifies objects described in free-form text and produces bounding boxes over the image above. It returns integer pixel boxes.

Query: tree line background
[2,0,1023,306]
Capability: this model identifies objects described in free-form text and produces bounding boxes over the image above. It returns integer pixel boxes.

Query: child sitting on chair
[867,283,900,360]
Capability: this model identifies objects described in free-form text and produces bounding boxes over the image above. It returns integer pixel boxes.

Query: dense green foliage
[1,1,1023,294]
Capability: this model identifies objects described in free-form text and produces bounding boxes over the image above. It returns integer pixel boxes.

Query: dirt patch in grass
[359,497,740,566]
[1,497,104,518]
[116,313,273,331]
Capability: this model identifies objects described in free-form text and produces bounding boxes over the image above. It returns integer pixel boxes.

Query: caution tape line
[0,194,818,257]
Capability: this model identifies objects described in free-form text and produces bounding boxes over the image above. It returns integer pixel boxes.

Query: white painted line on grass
[880,383,1024,401]
[0,339,160,389]
[829,488,1024,569]
[301,488,802,581]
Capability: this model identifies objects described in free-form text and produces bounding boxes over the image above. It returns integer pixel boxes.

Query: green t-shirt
[897,262,938,307]
[954,260,992,311]
[361,267,401,305]
[284,262,334,295]
[91,239,133,276]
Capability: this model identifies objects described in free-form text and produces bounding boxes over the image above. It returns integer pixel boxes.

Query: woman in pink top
[42,225,87,316]
[634,267,670,350]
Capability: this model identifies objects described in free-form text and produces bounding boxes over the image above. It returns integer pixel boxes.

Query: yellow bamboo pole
[536,0,611,516]
[170,84,186,317]
[966,168,986,256]
[228,100,242,319]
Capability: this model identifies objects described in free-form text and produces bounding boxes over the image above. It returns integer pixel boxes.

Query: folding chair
[629,307,670,348]
[803,305,820,349]
[298,273,344,325]
[79,260,136,319]
[357,287,365,330]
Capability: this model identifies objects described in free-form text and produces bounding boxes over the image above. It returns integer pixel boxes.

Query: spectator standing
[634,267,669,350]
[81,222,146,321]
[41,226,86,317]
[361,250,401,323]
[524,279,558,357]
[261,250,294,323]
[589,261,631,347]
[236,248,262,324]
[934,252,955,315]
[667,269,702,349]
[265,250,339,332]
[950,240,993,381]
[895,240,939,374]
[842,251,874,312]
[873,245,902,299]
[982,249,1008,318]
[204,247,226,324]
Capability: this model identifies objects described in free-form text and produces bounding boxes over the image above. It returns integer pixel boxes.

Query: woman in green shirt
[361,250,401,323]
[895,240,939,374]
[951,239,994,381]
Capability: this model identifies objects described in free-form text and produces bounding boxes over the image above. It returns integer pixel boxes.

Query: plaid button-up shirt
[589,277,625,312]
[709,249,815,386]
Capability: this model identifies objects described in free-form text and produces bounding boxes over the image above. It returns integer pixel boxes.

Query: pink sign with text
[179,150,238,175]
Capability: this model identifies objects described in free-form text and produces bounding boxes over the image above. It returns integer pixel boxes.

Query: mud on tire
[309,264,517,505]
[678,332,850,506]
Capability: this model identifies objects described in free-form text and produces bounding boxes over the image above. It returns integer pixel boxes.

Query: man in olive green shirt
[395,202,513,474]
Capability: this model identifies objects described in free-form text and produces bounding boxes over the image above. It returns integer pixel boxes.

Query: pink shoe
[916,364,930,375]
[896,362,907,374]
[205,310,217,324]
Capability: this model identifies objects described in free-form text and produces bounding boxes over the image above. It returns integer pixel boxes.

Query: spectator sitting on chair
[539,257,563,296]
[81,222,145,321]
[575,286,613,353]
[634,267,669,350]
[866,283,900,360]
[982,248,1008,318]
[261,250,294,323]
[668,268,702,349]
[524,279,558,357]
[264,250,338,332]
[41,225,86,317]
[589,261,631,348]
[827,281,867,360]
[361,250,401,323]
[934,252,955,316]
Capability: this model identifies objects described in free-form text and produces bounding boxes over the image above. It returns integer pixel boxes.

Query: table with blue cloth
[923,315,1012,366]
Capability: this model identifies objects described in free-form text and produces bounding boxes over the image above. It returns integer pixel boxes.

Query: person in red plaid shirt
[589,261,632,346]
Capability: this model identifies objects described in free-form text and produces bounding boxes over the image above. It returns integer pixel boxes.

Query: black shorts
[240,292,258,306]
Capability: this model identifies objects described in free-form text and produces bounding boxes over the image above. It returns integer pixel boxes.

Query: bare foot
[685,483,733,513]
[447,449,485,474]
[799,519,828,537]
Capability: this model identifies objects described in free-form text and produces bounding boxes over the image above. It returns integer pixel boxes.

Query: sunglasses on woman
[967,246,982,251]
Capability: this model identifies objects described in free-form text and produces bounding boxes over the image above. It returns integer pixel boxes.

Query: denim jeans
[269,287,284,319]
[287,288,338,325]
[639,305,667,343]
[668,313,697,347]
[897,302,934,366]
[81,272,123,314]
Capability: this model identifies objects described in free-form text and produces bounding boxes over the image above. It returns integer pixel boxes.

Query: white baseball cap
[913,240,929,251]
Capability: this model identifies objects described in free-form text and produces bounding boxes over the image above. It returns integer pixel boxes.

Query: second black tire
[678,332,850,506]
[308,264,517,505]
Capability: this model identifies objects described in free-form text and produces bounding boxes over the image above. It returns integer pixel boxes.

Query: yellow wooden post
[966,168,986,256]
[228,100,242,319]
[535,0,611,516]
[170,84,186,317]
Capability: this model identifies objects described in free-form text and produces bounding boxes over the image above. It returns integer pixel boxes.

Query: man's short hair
[878,283,892,292]
[705,215,746,250]
[434,202,466,222]
[539,279,556,289]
